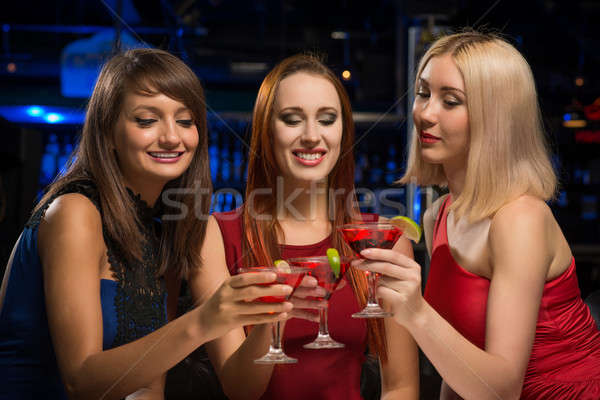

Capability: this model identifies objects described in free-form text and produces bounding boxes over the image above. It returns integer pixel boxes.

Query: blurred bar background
[0,1,599,398]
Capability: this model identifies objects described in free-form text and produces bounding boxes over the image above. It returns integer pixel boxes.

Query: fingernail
[283,286,293,294]
[361,249,371,256]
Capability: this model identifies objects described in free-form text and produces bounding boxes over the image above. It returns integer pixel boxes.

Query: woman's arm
[190,216,274,400]
[379,237,420,399]
[193,216,323,400]
[41,195,291,400]
[357,198,553,400]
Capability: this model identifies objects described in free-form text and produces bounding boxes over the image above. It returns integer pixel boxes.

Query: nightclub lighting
[331,31,349,40]
[26,106,44,117]
[45,113,64,123]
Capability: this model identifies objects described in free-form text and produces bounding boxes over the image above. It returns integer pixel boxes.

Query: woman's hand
[352,248,425,327]
[124,387,163,400]
[196,271,294,341]
[287,275,328,322]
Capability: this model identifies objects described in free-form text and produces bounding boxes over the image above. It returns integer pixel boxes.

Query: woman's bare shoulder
[38,193,105,257]
[489,195,554,258]
[424,193,449,224]
[492,195,552,227]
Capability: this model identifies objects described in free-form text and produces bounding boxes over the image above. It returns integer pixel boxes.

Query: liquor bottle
[355,152,368,186]
[233,141,243,184]
[209,131,219,183]
[57,141,74,176]
[384,145,398,185]
[369,154,383,187]
[40,133,60,186]
[220,140,231,184]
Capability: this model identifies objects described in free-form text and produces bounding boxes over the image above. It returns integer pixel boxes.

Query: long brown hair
[33,48,212,278]
[241,53,387,360]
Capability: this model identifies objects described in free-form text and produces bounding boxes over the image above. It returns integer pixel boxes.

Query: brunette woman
[0,48,293,400]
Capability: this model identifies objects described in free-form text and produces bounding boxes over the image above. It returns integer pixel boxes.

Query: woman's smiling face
[113,90,199,191]
[272,72,343,186]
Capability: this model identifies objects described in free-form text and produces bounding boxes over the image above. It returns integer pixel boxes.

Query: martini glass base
[352,303,393,319]
[254,347,297,364]
[303,333,345,349]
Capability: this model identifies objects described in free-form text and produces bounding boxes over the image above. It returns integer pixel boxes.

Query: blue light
[563,113,572,121]
[0,105,85,125]
[26,106,44,117]
[45,113,64,123]
[413,187,421,224]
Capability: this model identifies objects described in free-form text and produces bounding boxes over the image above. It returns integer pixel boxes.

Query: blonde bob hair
[400,31,557,221]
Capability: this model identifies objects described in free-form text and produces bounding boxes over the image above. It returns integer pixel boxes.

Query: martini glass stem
[366,271,379,307]
[318,308,329,336]
[271,321,283,352]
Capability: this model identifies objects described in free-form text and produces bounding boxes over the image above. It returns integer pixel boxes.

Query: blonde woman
[356,31,600,399]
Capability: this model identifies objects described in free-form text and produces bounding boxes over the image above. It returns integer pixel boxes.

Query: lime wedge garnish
[274,259,291,273]
[390,216,422,243]
[326,248,341,279]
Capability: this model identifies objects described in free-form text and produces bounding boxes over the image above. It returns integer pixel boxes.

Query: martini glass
[287,256,351,349]
[238,266,310,364]
[338,222,402,318]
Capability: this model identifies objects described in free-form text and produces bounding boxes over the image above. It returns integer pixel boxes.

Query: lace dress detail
[108,189,166,347]
[25,180,101,228]
[26,180,167,348]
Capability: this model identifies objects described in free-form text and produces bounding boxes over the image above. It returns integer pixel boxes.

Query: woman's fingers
[359,248,419,269]
[288,308,320,323]
[229,271,277,288]
[293,286,327,299]
[289,297,328,310]
[237,300,293,315]
[240,312,290,326]
[232,283,293,302]
[352,260,416,280]
[298,275,318,288]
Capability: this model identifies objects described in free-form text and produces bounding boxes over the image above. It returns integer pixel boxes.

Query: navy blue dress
[0,180,167,399]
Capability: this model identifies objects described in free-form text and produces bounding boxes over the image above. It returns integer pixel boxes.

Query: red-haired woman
[191,54,419,399]
[0,49,293,400]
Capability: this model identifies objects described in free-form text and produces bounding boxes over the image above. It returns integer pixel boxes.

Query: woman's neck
[444,162,466,200]
[276,178,330,223]
[123,179,163,207]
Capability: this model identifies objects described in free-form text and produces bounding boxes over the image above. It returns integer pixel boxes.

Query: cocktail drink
[338,222,402,318]
[238,266,309,364]
[287,255,351,349]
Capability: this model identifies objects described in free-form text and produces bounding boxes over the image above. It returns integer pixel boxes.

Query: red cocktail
[338,222,402,318]
[238,266,309,364]
[287,256,351,349]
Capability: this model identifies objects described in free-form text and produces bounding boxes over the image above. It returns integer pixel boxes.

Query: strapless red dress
[424,197,600,399]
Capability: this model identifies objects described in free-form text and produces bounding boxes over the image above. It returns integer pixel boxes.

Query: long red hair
[241,53,387,360]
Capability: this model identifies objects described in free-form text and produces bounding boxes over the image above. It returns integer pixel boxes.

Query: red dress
[424,197,600,399]
[214,208,378,400]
